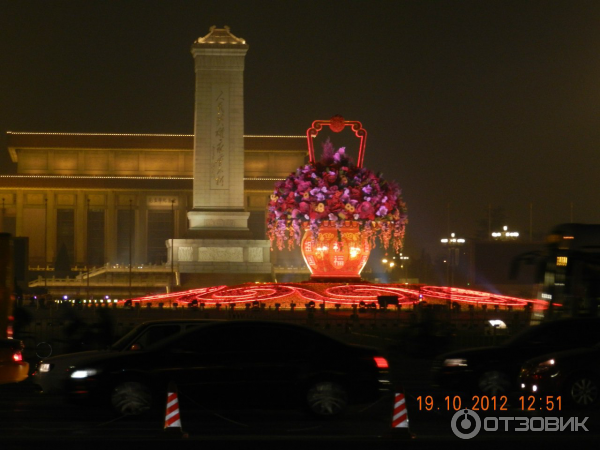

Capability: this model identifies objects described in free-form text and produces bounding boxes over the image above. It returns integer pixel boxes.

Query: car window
[133,324,182,349]
[168,323,335,354]
[184,323,208,331]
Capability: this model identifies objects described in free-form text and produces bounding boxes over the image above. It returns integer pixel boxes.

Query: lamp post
[86,197,90,302]
[398,253,410,283]
[44,197,48,299]
[441,233,465,306]
[171,198,175,294]
[381,254,395,282]
[491,225,519,241]
[128,199,132,299]
[381,253,410,283]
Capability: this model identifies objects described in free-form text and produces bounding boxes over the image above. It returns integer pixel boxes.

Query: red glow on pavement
[127,282,549,309]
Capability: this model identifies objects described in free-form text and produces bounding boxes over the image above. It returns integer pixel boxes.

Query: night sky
[3,0,600,259]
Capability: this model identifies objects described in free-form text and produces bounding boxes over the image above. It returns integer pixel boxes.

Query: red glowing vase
[301,221,371,281]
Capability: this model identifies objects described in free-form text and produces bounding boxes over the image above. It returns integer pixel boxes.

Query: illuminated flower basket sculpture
[267,116,407,280]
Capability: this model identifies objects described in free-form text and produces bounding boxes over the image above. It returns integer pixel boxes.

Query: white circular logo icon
[451,409,481,439]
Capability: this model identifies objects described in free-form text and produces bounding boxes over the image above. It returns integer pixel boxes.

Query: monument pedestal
[167,238,272,286]
[187,210,250,232]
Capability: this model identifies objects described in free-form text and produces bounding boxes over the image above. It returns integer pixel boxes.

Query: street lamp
[128,199,133,299]
[381,254,394,268]
[398,253,410,282]
[44,197,48,300]
[171,198,175,294]
[86,197,90,301]
[492,225,519,240]
[441,232,465,293]
[381,253,410,283]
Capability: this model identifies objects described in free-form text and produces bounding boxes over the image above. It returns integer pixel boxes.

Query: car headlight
[443,358,468,367]
[39,363,52,373]
[70,369,98,379]
[532,359,558,375]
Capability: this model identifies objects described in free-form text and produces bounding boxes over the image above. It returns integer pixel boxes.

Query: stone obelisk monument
[187,26,250,234]
[168,27,271,287]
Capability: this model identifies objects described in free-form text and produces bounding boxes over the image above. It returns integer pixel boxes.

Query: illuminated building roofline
[0,175,286,181]
[7,131,304,138]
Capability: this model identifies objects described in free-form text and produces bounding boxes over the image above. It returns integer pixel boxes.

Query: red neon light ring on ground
[129,283,546,308]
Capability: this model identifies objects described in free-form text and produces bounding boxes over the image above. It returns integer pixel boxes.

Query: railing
[28,263,178,287]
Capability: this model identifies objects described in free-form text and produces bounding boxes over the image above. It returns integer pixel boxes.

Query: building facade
[1,131,307,296]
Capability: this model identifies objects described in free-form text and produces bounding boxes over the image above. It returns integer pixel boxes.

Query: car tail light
[7,315,14,339]
[13,350,23,362]
[373,356,389,369]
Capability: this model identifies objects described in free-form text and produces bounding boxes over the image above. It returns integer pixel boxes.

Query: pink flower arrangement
[267,140,407,252]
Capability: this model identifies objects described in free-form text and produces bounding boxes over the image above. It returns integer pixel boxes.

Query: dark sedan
[432,317,600,395]
[60,320,395,417]
[34,319,215,394]
[520,346,600,408]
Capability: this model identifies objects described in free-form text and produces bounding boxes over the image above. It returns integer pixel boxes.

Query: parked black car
[520,345,600,408]
[59,320,394,417]
[34,319,215,394]
[432,317,600,395]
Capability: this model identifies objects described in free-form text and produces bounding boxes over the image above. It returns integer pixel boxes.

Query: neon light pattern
[128,283,549,309]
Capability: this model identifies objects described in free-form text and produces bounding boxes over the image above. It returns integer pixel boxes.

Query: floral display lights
[267,116,408,279]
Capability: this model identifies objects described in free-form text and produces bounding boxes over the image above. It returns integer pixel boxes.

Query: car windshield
[110,326,145,351]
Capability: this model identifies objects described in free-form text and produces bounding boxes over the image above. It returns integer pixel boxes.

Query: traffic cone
[164,382,185,435]
[392,392,410,429]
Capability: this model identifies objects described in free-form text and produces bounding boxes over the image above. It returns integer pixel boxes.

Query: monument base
[179,272,273,289]
[167,238,272,276]
[187,210,254,239]
[187,210,250,231]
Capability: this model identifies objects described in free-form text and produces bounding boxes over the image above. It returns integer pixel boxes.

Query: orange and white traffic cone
[164,382,185,436]
[392,392,410,430]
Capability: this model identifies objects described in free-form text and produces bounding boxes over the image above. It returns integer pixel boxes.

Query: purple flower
[376,206,388,217]
[333,147,346,163]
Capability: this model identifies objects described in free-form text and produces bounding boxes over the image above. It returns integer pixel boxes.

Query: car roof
[109,319,222,351]
[504,316,600,345]
[136,319,222,326]
[144,319,342,350]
